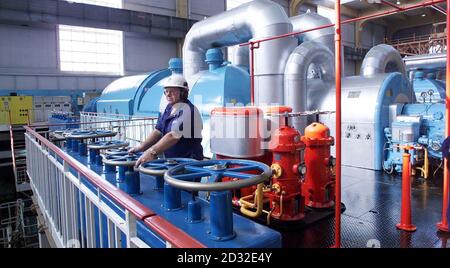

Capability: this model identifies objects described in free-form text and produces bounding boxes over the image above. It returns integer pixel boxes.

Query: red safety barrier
[396,146,417,232]
[24,125,155,220]
[144,216,205,248]
[25,125,205,248]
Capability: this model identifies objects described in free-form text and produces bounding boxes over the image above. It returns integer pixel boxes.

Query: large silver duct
[183,0,297,105]
[360,44,406,77]
[290,12,334,52]
[233,45,250,69]
[233,12,335,71]
[404,53,446,71]
[284,41,335,131]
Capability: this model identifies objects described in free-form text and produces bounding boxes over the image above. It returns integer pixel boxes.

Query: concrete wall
[0,0,226,92]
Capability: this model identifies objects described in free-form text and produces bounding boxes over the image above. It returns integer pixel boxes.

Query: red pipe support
[239,0,445,47]
[333,0,342,249]
[437,0,450,233]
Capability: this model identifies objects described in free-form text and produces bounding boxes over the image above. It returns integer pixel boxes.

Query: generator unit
[412,71,446,103]
[383,102,445,176]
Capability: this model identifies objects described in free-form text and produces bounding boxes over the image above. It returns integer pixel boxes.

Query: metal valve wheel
[67,129,117,139]
[104,147,131,155]
[139,158,198,176]
[164,159,271,191]
[102,152,142,166]
[88,140,129,150]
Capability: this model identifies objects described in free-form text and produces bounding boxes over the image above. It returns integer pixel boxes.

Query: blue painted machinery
[96,49,250,157]
[412,71,446,103]
[48,112,79,131]
[57,138,282,248]
[383,102,445,176]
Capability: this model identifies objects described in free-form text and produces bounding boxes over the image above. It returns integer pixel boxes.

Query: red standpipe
[396,146,417,232]
[333,0,342,249]
[437,0,450,233]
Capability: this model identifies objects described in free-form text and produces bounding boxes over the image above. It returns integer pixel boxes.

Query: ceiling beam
[0,0,197,39]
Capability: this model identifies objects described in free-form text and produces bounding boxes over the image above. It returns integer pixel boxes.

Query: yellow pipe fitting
[239,183,264,218]
[271,163,283,179]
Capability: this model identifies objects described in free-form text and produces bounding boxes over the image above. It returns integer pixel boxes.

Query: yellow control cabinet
[0,96,33,125]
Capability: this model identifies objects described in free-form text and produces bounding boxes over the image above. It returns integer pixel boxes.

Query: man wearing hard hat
[131,74,203,166]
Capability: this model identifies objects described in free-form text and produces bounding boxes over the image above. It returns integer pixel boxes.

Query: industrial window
[58,0,123,74]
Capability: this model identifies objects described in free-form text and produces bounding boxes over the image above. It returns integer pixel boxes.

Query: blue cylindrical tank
[413,71,446,103]
[96,58,182,116]
[140,49,250,157]
[188,48,250,157]
[82,97,99,113]
[97,50,250,157]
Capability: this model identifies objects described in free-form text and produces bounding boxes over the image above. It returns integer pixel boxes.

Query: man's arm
[129,129,162,153]
[151,132,180,154]
[134,132,180,167]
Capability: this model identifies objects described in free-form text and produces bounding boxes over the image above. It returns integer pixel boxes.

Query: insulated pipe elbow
[284,41,335,131]
[290,12,335,52]
[360,44,406,77]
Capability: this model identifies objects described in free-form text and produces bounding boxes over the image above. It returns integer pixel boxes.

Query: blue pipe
[209,191,235,241]
[163,183,181,211]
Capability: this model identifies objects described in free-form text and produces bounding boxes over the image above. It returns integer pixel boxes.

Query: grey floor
[280,165,450,248]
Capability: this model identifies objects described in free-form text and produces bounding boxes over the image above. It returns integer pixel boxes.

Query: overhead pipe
[404,53,447,70]
[283,41,335,131]
[233,45,250,70]
[290,12,335,52]
[240,0,446,47]
[360,44,406,77]
[235,12,335,75]
[183,0,297,105]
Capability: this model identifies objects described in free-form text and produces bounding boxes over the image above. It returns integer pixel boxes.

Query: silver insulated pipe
[234,12,335,71]
[183,0,297,105]
[283,12,336,131]
[404,52,446,71]
[290,12,335,52]
[284,41,335,131]
[360,44,406,77]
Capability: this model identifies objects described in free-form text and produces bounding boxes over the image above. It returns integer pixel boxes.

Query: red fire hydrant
[268,125,305,221]
[301,122,335,209]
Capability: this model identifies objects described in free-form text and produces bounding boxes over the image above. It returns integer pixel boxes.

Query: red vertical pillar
[333,0,342,248]
[437,0,450,233]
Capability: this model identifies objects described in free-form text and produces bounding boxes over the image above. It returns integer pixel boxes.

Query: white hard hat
[163,74,188,90]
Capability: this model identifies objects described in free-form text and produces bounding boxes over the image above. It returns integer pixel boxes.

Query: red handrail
[144,216,205,248]
[29,117,157,128]
[25,125,205,247]
[25,125,155,219]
